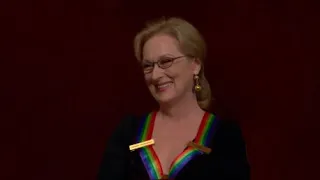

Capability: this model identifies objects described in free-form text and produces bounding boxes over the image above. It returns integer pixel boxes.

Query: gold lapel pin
[161,175,169,179]
[187,141,212,154]
[129,139,155,151]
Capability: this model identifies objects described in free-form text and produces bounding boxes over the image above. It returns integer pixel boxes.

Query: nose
[151,64,164,80]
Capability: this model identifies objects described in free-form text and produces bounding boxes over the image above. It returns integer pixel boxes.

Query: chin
[153,91,177,104]
[156,97,175,104]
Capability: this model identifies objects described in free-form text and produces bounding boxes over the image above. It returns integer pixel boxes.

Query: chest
[151,122,200,174]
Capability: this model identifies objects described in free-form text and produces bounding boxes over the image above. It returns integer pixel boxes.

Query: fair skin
[142,34,205,174]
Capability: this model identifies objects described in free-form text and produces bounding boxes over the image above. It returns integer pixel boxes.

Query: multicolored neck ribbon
[136,111,218,180]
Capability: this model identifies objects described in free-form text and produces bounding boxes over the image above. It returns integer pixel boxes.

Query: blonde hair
[133,17,212,110]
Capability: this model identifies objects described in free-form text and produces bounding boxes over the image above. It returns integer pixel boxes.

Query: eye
[159,58,173,66]
[141,61,154,73]
[142,63,152,68]
[142,61,153,67]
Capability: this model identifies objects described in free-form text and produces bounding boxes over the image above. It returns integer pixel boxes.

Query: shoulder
[97,114,143,179]
[210,114,251,178]
[116,113,150,130]
[115,114,140,132]
[211,113,243,138]
[215,118,244,138]
[110,114,139,138]
[109,113,148,144]
[211,114,247,152]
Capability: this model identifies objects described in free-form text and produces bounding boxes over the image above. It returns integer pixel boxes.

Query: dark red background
[1,0,319,180]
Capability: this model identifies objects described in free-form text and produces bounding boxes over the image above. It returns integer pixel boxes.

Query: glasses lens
[142,63,153,73]
[158,58,174,69]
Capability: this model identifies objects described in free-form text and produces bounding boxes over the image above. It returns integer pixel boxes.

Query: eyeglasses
[141,56,187,74]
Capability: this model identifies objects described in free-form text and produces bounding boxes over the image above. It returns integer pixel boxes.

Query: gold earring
[194,75,201,92]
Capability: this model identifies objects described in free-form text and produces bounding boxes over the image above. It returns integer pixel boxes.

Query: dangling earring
[194,75,201,92]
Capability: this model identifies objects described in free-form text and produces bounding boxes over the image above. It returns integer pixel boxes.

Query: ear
[191,58,201,75]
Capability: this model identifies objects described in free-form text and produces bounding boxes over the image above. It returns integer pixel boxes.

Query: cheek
[144,74,151,83]
[144,75,154,90]
[172,70,193,88]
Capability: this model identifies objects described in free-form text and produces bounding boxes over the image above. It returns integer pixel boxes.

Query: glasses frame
[141,55,189,74]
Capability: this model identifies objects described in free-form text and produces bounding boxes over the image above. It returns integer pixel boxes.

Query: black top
[97,113,250,180]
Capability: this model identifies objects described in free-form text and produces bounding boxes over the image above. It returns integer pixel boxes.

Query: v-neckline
[136,111,217,179]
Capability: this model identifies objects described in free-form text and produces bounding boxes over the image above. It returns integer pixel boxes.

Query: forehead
[142,34,181,60]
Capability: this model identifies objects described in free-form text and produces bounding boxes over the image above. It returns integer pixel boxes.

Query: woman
[97,17,250,180]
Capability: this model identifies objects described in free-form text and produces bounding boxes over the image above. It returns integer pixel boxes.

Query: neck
[158,92,204,121]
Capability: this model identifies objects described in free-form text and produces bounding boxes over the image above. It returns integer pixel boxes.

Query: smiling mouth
[156,82,173,91]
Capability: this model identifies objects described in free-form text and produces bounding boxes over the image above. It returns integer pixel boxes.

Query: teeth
[157,83,172,89]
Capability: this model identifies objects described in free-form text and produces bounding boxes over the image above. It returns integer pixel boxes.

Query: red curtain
[1,0,318,179]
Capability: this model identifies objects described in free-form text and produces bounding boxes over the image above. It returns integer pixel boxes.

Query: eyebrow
[142,54,176,62]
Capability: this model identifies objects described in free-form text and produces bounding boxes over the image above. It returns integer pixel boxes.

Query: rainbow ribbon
[136,111,217,179]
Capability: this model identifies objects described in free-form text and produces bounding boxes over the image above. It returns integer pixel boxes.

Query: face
[142,34,201,104]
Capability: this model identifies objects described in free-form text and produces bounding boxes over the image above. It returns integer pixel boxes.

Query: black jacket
[97,113,250,180]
